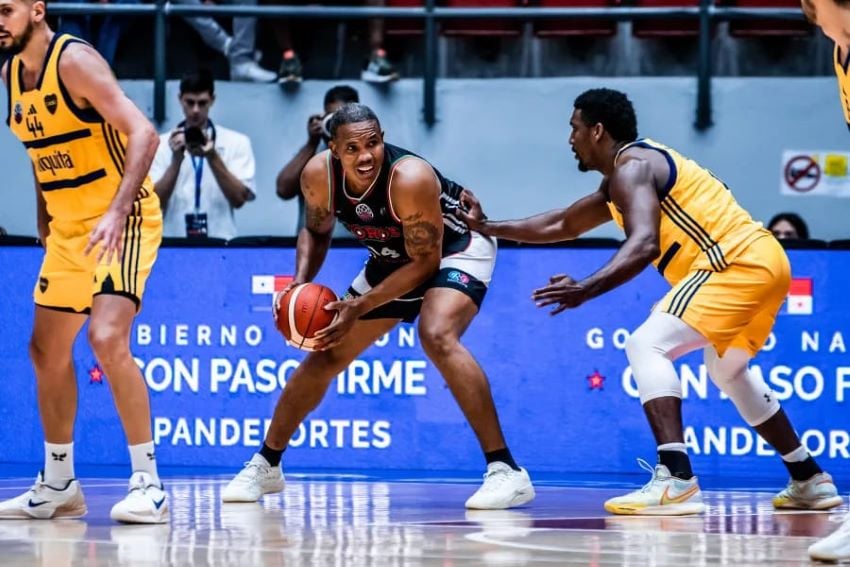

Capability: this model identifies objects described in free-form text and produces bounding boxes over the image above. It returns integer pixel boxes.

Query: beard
[0,22,34,56]
[577,160,589,172]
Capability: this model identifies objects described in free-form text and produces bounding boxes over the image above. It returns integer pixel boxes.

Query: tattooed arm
[349,158,444,314]
[293,151,337,284]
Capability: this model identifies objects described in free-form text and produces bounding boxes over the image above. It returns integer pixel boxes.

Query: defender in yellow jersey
[801,0,850,130]
[459,88,841,517]
[0,0,167,523]
[797,1,850,562]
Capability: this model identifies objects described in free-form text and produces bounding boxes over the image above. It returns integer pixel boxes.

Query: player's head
[801,0,850,45]
[571,88,638,172]
[0,0,48,57]
[178,69,215,128]
[768,212,809,240]
[327,103,384,187]
[323,85,359,115]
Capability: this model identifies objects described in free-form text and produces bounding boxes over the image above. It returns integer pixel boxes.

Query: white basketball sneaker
[0,472,86,520]
[465,462,535,510]
[809,514,850,562]
[110,472,169,524]
[221,454,285,503]
[772,471,843,510]
[604,459,705,516]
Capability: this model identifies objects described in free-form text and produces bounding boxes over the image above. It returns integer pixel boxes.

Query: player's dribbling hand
[312,298,365,351]
[455,189,488,231]
[85,209,126,265]
[532,273,588,315]
[272,279,304,322]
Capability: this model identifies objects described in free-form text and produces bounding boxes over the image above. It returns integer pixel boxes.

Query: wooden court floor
[0,472,845,566]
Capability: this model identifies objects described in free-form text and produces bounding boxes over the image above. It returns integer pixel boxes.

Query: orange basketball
[275,283,338,351]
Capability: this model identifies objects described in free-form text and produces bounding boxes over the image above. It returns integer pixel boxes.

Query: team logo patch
[38,277,48,293]
[44,94,58,114]
[447,270,470,287]
[355,203,374,222]
[13,102,23,124]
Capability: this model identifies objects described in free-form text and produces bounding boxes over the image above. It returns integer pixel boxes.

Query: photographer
[151,70,256,240]
[276,85,358,232]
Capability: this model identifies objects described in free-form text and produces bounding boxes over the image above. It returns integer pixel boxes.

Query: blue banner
[0,246,847,480]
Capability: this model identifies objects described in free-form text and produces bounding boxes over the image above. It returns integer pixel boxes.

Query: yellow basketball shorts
[660,234,791,357]
[34,199,163,314]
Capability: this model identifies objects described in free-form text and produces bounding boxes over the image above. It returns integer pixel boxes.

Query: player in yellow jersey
[458,88,842,516]
[799,0,850,560]
[801,0,850,130]
[0,0,167,523]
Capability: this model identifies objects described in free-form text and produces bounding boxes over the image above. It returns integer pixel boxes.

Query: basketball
[274,283,339,351]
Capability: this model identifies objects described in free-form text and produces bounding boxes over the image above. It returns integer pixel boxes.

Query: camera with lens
[184,126,207,148]
[320,113,334,140]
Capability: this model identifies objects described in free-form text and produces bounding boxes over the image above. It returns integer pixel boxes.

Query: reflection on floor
[0,472,844,566]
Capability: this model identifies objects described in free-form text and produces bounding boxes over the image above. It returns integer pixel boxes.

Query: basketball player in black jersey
[222,103,535,509]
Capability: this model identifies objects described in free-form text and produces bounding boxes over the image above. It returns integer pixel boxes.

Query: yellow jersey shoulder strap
[612,138,678,199]
[49,34,103,124]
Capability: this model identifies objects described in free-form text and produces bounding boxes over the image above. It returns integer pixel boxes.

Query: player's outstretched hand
[312,298,366,351]
[456,189,488,232]
[84,209,127,265]
[532,273,588,315]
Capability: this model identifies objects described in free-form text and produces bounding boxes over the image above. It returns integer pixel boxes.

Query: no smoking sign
[784,155,821,193]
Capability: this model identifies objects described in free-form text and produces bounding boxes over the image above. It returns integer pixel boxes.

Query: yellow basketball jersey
[607,138,768,286]
[6,33,157,226]
[834,44,850,130]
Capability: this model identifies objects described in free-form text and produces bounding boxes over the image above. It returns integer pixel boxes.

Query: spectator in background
[150,70,256,240]
[59,0,139,65]
[276,85,358,234]
[274,0,399,84]
[171,0,276,82]
[768,213,809,240]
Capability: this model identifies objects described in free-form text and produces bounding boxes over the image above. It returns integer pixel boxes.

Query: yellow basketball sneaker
[604,459,705,516]
[772,472,842,510]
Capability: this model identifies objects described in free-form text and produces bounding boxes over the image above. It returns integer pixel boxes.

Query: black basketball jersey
[330,143,470,264]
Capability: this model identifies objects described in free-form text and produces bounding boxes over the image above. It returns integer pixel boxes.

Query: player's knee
[624,325,661,364]
[87,323,130,365]
[28,335,68,373]
[705,348,748,387]
[418,321,458,360]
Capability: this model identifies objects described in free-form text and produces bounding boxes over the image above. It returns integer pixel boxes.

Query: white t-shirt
[150,122,256,240]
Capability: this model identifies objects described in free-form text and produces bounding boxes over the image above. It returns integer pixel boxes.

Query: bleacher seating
[531,0,619,38]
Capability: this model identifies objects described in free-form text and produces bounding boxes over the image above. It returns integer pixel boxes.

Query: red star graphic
[89,365,104,384]
[587,370,605,390]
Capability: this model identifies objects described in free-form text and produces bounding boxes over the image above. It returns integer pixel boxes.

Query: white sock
[657,442,688,454]
[129,441,160,483]
[781,445,809,463]
[44,442,75,484]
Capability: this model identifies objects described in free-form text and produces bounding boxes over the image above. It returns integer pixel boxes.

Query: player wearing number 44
[0,0,166,523]
[457,88,842,517]
[222,103,535,510]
